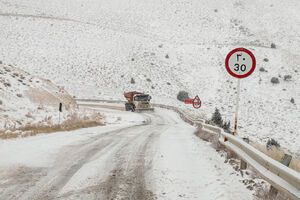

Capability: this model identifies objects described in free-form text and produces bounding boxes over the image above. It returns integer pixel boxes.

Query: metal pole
[234,79,241,136]
[59,112,60,125]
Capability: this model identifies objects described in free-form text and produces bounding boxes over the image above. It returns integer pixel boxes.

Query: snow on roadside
[0,110,144,168]
[79,104,145,126]
[148,109,253,200]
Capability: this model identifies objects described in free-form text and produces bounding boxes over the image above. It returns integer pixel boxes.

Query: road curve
[0,105,251,200]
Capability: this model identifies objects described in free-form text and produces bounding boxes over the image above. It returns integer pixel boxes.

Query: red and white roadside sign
[193,95,201,109]
[225,48,256,136]
[225,48,256,79]
[184,95,202,109]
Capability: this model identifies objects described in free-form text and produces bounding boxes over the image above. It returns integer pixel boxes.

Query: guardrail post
[269,154,292,197]
[240,137,249,170]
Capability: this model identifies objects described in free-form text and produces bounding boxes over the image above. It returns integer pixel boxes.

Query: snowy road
[0,105,252,200]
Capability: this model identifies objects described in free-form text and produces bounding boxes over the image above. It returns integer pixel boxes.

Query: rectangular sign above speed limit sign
[225,48,256,136]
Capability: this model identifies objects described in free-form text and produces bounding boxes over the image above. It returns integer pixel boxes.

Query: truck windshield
[134,95,150,101]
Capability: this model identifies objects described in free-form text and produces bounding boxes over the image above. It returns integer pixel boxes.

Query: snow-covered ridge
[0,62,77,135]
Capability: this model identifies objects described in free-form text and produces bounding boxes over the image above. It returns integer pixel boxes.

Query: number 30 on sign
[225,48,256,79]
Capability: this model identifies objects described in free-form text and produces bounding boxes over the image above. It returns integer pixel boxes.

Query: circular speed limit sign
[225,48,256,78]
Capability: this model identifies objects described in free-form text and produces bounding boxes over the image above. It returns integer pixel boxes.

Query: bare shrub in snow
[290,98,295,104]
[271,43,276,48]
[263,58,269,62]
[130,78,135,84]
[284,75,292,81]
[259,67,266,72]
[1,111,104,139]
[266,138,280,150]
[270,77,279,84]
[37,105,44,110]
[146,78,151,82]
[4,67,11,72]
[60,111,103,129]
[3,81,11,87]
[177,90,189,102]
[222,121,231,133]
[165,54,169,59]
[25,112,33,119]
[16,93,22,97]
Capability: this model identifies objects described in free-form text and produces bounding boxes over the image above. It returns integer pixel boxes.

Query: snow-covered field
[0,0,299,153]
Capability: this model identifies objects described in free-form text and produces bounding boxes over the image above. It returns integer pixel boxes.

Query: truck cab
[124,92,154,112]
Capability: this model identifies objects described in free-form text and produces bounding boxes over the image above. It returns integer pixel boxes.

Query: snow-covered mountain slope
[0,0,299,153]
[0,62,77,136]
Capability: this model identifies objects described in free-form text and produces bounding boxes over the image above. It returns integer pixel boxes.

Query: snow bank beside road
[148,109,253,200]
[0,63,105,138]
[79,103,146,126]
[0,110,143,168]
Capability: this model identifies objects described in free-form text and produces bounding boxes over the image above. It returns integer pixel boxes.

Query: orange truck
[124,91,154,112]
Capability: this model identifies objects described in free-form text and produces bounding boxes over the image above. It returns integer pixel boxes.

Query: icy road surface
[0,106,252,200]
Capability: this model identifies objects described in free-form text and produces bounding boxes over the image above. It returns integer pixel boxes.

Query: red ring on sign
[193,95,202,109]
[225,48,256,79]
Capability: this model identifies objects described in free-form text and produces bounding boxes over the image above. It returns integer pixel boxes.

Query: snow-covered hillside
[0,0,299,153]
[0,62,78,137]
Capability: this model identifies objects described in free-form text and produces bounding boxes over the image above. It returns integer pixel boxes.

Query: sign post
[59,103,62,124]
[225,48,256,136]
[234,79,241,135]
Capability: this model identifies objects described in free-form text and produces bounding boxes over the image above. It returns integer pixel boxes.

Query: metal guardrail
[76,99,125,103]
[200,125,300,200]
[76,99,300,200]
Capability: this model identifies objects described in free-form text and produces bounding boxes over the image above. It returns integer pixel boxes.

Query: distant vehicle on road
[124,91,154,112]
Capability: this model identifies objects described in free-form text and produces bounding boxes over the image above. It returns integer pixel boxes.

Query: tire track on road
[99,129,161,200]
[0,12,86,24]
[10,122,152,200]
